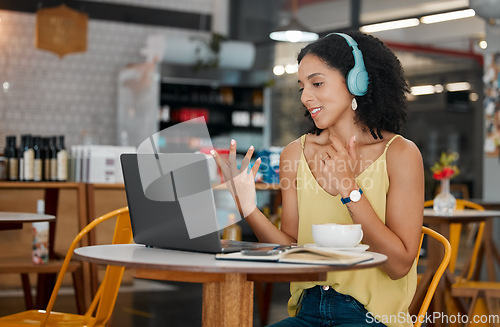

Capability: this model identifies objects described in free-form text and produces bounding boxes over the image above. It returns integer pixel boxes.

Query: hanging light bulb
[269,0,319,43]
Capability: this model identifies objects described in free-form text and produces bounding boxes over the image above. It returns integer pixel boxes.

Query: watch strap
[340,188,363,204]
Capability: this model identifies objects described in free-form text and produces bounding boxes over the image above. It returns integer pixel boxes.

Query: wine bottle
[23,134,34,182]
[56,135,68,182]
[49,136,57,181]
[18,135,26,181]
[5,136,18,181]
[42,137,50,181]
[33,136,42,182]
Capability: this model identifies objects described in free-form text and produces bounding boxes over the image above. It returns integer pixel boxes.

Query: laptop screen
[120,153,224,253]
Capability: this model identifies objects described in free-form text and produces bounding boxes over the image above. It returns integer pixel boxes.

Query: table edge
[73,244,387,274]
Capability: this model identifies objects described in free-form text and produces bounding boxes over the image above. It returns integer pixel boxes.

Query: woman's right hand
[211,139,261,217]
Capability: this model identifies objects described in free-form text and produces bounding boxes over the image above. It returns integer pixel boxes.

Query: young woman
[211,30,424,327]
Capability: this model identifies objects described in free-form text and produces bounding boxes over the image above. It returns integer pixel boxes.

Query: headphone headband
[326,32,369,96]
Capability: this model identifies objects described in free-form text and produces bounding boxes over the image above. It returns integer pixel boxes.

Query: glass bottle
[49,136,57,181]
[33,136,42,182]
[42,137,50,181]
[23,134,34,182]
[433,178,457,214]
[56,135,68,182]
[18,135,26,181]
[5,136,18,181]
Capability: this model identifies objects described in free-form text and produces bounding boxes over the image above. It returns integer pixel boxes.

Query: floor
[0,279,291,327]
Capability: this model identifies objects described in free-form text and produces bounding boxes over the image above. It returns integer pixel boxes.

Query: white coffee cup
[312,223,363,248]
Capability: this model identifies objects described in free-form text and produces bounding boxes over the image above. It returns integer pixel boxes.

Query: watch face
[350,190,362,202]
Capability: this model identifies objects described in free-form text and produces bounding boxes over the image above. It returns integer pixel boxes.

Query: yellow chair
[0,207,132,327]
[424,200,500,324]
[444,207,500,323]
[414,226,452,327]
[424,199,485,276]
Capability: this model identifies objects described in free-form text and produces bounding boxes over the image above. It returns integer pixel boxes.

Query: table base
[135,269,253,327]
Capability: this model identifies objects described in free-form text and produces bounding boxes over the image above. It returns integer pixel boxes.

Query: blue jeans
[267,286,386,327]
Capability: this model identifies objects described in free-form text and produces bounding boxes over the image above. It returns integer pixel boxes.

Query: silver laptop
[120,153,277,253]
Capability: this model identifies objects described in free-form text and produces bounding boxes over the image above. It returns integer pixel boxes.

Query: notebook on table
[215,246,374,266]
[120,153,278,253]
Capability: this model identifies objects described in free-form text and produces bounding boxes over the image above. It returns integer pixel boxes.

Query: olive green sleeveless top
[288,134,417,327]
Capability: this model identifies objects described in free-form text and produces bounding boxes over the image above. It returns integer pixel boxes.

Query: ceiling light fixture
[360,18,420,33]
[273,65,285,75]
[285,63,298,74]
[420,9,476,24]
[411,82,471,96]
[269,0,319,43]
[445,82,471,92]
[410,85,436,96]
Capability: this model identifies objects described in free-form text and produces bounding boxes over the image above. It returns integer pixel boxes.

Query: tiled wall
[86,0,213,12]
[0,0,213,149]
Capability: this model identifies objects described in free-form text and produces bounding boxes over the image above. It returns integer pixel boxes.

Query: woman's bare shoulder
[389,135,421,155]
[281,137,303,160]
[279,137,304,174]
[386,135,423,169]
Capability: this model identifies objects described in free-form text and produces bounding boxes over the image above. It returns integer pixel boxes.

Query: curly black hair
[297,30,409,139]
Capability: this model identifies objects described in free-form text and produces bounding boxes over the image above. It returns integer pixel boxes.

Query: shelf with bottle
[4,134,68,183]
[159,99,263,112]
[159,83,265,137]
[160,106,265,124]
[160,83,264,108]
[158,108,265,138]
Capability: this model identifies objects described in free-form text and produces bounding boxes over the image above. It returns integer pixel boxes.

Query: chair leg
[450,291,469,316]
[36,273,57,309]
[20,273,34,309]
[485,292,499,327]
[72,267,86,314]
[465,223,479,247]
[465,292,480,327]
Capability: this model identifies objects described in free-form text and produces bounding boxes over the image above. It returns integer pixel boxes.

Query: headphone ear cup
[348,68,368,96]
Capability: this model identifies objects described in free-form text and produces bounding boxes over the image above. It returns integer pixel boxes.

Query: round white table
[0,211,55,222]
[0,211,55,230]
[74,244,387,327]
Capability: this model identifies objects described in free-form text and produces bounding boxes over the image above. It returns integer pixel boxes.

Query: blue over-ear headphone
[327,33,369,96]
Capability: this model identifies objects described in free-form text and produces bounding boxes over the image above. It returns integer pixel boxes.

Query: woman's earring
[351,98,358,111]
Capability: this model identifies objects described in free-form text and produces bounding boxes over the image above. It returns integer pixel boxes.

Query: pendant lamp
[269,0,319,43]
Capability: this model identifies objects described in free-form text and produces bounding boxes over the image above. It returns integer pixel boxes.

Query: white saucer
[304,243,370,252]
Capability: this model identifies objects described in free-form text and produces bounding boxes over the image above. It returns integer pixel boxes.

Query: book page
[215,246,374,266]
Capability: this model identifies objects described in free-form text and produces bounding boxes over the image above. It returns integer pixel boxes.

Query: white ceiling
[289,0,499,74]
[295,0,489,51]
